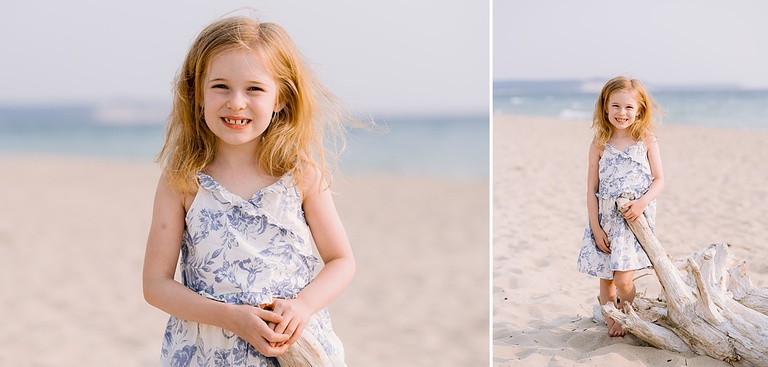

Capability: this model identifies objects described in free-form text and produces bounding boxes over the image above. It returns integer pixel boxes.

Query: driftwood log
[275,331,334,367]
[601,197,768,366]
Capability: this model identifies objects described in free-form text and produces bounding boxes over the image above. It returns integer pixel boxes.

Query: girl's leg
[598,278,617,308]
[608,270,636,337]
[613,270,636,309]
[598,278,619,336]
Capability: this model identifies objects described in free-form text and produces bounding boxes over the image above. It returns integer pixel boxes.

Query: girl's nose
[227,92,246,111]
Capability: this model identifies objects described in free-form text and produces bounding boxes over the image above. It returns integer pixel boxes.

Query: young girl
[143,16,354,366]
[577,76,664,337]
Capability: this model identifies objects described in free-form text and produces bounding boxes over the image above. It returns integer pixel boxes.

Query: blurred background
[494,0,768,130]
[0,0,489,177]
[0,1,490,366]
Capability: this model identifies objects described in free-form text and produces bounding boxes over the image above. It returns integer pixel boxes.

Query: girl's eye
[248,86,264,92]
[212,84,228,89]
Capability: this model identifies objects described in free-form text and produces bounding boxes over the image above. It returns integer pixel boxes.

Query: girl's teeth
[224,118,249,125]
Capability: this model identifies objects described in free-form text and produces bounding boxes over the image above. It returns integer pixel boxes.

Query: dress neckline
[605,140,643,154]
[197,172,290,202]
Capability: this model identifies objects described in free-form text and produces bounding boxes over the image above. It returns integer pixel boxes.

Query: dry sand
[0,155,489,366]
[493,115,768,366]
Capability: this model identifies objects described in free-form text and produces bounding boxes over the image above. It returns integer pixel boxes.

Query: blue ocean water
[0,105,489,180]
[494,88,768,130]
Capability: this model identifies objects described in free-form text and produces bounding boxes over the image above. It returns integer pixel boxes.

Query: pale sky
[494,0,768,89]
[0,1,489,115]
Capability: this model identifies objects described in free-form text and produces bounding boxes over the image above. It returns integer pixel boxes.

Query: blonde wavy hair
[157,16,348,194]
[592,76,660,150]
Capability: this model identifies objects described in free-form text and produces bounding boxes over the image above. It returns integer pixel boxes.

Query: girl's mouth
[222,117,251,126]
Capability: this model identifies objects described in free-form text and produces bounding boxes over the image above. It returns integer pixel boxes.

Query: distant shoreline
[0,113,490,181]
[492,78,761,95]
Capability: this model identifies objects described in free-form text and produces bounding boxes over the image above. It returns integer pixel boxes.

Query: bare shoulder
[155,172,193,213]
[644,134,659,148]
[155,172,178,199]
[643,134,662,158]
[296,162,328,202]
[589,138,603,159]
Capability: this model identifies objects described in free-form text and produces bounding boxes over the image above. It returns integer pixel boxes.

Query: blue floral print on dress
[577,142,655,280]
[159,173,346,366]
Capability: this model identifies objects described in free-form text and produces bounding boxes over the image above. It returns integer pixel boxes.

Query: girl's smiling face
[203,48,280,148]
[605,90,639,131]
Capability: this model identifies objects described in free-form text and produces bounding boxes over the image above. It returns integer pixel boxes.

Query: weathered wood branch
[603,301,691,353]
[602,197,768,366]
[728,261,768,316]
[276,331,334,367]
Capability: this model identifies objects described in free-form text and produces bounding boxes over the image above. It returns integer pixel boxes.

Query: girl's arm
[621,136,665,221]
[270,167,356,346]
[587,140,611,253]
[142,174,290,356]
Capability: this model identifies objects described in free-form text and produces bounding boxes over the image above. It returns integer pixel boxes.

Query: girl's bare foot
[608,320,627,337]
[602,308,627,337]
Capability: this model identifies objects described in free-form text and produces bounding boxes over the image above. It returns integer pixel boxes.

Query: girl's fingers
[272,313,291,334]
[285,323,305,346]
[603,240,611,253]
[621,203,631,212]
[281,321,297,342]
[255,308,284,324]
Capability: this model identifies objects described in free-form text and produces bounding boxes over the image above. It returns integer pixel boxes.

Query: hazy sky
[494,1,768,89]
[0,1,489,115]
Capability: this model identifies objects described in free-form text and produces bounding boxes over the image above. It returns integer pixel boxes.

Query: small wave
[558,109,591,120]
[92,103,168,125]
[509,97,526,105]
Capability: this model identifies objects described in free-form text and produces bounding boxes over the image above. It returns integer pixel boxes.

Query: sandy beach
[0,155,489,366]
[492,115,768,366]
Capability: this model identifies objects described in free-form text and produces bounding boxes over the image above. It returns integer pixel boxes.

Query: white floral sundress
[160,173,346,367]
[577,141,655,280]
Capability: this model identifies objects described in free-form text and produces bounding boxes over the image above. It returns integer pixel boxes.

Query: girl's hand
[226,304,291,357]
[267,297,313,347]
[592,226,611,254]
[621,200,646,223]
